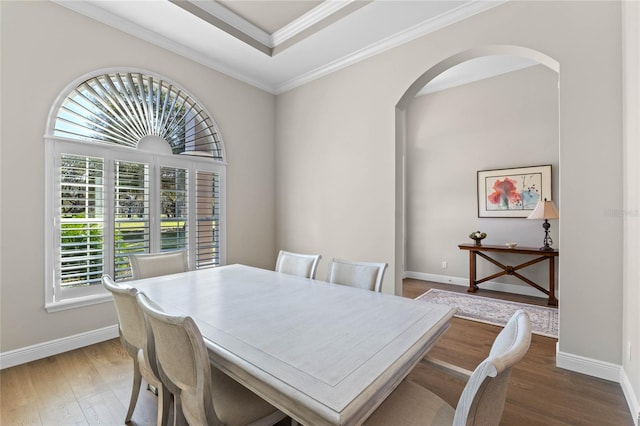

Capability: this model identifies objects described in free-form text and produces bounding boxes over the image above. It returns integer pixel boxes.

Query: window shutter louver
[114,161,150,279]
[54,72,224,160]
[59,154,105,288]
[160,166,188,252]
[196,171,220,269]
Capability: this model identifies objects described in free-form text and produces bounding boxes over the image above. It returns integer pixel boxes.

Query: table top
[130,264,454,425]
[458,243,559,255]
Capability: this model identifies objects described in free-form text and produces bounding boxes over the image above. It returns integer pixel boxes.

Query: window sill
[45,293,113,313]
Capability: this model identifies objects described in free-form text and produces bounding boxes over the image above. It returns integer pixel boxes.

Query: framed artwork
[477,165,552,218]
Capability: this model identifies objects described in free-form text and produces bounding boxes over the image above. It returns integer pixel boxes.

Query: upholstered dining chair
[129,250,188,279]
[136,292,288,426]
[364,309,532,426]
[275,250,322,279]
[325,258,388,292]
[102,275,170,426]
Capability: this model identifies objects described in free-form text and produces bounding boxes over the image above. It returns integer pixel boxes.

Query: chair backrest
[275,250,322,279]
[136,292,219,425]
[102,275,159,377]
[453,309,532,426]
[129,250,188,279]
[325,258,388,292]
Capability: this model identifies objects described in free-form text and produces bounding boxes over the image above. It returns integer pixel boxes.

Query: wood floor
[0,280,633,425]
[403,279,633,426]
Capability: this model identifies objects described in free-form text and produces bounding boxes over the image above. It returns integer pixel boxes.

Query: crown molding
[274,0,507,94]
[168,0,272,55]
[53,0,276,93]
[171,0,361,54]
[272,0,359,46]
[188,0,272,46]
[54,0,509,95]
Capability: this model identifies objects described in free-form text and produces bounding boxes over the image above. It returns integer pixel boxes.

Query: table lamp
[527,198,559,251]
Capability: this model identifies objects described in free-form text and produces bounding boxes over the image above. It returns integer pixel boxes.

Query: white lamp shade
[527,199,559,219]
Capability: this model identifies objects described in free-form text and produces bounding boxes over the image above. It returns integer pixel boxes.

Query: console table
[458,243,559,306]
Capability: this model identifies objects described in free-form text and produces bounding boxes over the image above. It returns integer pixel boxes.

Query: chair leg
[173,392,187,426]
[125,360,143,423]
[158,384,172,426]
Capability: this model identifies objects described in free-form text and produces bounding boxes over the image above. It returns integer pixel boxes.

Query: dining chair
[275,250,322,279]
[102,275,170,426]
[129,250,189,279]
[136,292,288,426]
[325,258,388,292]
[364,309,532,426]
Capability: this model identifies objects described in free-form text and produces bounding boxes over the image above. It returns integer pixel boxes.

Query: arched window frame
[44,68,227,312]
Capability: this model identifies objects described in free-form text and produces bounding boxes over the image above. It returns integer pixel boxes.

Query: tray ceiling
[54,0,511,94]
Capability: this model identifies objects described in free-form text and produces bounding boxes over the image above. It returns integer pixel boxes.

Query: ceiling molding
[172,0,366,55]
[271,1,372,56]
[169,0,272,55]
[52,0,276,92]
[272,0,361,46]
[53,0,510,95]
[274,0,507,94]
[189,0,272,46]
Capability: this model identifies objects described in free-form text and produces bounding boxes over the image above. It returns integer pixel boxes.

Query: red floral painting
[477,166,551,218]
[487,177,522,209]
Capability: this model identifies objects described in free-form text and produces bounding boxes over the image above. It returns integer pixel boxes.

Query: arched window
[45,70,226,311]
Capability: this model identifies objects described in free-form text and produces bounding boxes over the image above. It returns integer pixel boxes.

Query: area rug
[415,289,558,338]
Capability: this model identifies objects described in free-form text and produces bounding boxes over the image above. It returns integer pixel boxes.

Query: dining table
[129,264,455,426]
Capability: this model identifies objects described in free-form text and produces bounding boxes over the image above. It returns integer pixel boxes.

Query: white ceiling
[218,0,324,34]
[54,0,517,94]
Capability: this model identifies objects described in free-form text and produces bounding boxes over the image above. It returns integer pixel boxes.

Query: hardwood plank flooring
[405,279,633,425]
[0,279,633,425]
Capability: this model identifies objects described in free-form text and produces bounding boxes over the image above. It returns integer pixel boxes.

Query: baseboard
[556,348,621,382]
[556,346,639,423]
[621,368,640,426]
[0,324,119,370]
[409,272,637,422]
[404,271,550,300]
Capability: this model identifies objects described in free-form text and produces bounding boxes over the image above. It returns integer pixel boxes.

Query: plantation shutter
[114,161,150,280]
[160,166,188,251]
[59,154,105,289]
[47,70,226,310]
[53,72,224,159]
[196,170,220,268]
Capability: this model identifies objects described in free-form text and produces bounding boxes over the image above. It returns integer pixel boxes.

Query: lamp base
[540,220,554,252]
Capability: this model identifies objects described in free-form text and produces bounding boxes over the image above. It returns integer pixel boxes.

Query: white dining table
[129,264,455,426]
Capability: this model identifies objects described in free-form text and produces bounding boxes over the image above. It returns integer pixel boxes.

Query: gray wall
[0,1,276,352]
[276,1,623,367]
[405,65,559,294]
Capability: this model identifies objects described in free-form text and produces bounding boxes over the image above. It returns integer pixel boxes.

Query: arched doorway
[394,45,560,298]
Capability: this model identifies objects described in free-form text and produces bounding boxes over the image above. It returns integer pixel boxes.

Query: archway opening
[394,45,560,305]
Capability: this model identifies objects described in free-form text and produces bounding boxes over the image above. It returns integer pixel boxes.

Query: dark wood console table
[458,243,559,306]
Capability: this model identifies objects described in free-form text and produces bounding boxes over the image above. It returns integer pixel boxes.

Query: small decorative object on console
[469,231,487,246]
[506,242,518,249]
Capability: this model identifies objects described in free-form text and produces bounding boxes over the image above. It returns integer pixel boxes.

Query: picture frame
[477,165,552,218]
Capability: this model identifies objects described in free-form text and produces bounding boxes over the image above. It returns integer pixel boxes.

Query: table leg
[468,251,477,293]
[548,256,558,306]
